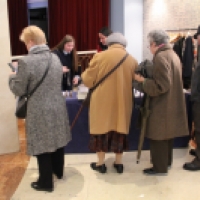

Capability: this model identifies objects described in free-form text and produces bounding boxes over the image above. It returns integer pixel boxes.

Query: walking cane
[70,97,89,130]
[70,103,84,130]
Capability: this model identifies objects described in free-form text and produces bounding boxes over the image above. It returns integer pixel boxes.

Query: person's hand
[73,77,79,85]
[12,61,18,68]
[63,66,70,73]
[10,71,16,75]
[134,74,145,82]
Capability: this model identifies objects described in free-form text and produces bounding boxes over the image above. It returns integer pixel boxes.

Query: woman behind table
[97,27,112,51]
[135,30,188,175]
[82,33,138,174]
[9,26,71,192]
[52,35,79,95]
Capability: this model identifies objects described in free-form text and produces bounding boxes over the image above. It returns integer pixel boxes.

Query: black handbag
[83,53,129,107]
[15,53,52,119]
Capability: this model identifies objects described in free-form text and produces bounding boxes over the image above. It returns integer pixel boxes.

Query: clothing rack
[166,28,197,32]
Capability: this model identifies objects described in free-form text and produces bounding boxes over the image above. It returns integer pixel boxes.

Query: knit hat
[106,32,127,47]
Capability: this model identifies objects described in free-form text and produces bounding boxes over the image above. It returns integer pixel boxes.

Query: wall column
[0,0,19,155]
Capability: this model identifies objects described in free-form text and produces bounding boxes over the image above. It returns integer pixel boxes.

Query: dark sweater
[98,42,108,51]
[182,36,194,78]
[53,49,75,91]
[191,47,200,102]
[173,37,185,63]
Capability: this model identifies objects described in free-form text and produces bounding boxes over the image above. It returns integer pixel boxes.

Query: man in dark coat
[183,25,200,171]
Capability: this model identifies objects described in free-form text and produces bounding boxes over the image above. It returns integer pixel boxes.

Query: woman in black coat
[52,35,79,94]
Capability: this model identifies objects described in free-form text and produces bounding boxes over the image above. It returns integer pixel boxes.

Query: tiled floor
[0,120,30,200]
[12,149,200,200]
[1,120,200,200]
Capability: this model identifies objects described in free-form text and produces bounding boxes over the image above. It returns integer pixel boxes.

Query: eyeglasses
[147,43,154,48]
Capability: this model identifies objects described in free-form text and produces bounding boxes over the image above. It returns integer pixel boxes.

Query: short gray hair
[106,32,127,47]
[148,30,169,46]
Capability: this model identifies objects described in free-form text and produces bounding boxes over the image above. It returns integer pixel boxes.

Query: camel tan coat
[81,44,138,134]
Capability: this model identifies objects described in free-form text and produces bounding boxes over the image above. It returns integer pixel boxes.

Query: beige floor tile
[12,149,200,200]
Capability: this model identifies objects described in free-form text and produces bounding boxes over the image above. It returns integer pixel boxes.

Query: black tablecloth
[65,93,192,153]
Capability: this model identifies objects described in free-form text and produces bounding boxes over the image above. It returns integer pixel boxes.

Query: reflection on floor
[0,120,29,200]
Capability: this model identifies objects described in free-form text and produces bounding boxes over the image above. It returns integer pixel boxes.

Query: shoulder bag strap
[91,52,129,92]
[27,52,52,98]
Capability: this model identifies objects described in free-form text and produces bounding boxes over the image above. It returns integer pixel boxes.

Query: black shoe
[189,149,197,157]
[143,167,167,175]
[183,158,200,171]
[31,182,53,192]
[90,163,107,173]
[113,163,124,174]
[56,175,64,180]
[143,167,157,175]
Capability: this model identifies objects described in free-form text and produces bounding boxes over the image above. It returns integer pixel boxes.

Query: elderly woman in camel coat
[81,33,138,174]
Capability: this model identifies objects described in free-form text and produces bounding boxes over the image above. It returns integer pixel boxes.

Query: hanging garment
[173,36,185,63]
[182,36,194,78]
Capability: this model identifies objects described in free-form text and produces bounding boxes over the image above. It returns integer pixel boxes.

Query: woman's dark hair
[98,27,113,50]
[99,27,113,36]
[52,35,78,71]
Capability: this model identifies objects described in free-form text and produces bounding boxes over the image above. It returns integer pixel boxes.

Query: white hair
[148,30,169,46]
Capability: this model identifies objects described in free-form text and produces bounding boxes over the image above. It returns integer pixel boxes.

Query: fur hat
[106,32,127,47]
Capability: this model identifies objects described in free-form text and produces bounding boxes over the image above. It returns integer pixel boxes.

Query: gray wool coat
[9,45,71,155]
[143,45,189,140]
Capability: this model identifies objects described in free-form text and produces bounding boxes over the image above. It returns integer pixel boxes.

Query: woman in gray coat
[9,26,71,192]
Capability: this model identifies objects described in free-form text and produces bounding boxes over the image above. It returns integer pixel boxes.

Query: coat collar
[29,44,50,54]
[108,44,126,50]
[154,44,172,57]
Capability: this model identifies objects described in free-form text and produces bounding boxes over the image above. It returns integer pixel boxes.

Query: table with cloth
[64,92,192,153]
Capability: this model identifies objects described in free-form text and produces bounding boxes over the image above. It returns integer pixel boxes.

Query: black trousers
[193,102,200,159]
[150,139,173,173]
[36,147,65,188]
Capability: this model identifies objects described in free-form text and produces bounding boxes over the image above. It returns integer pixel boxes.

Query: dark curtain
[7,0,28,56]
[48,0,110,50]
